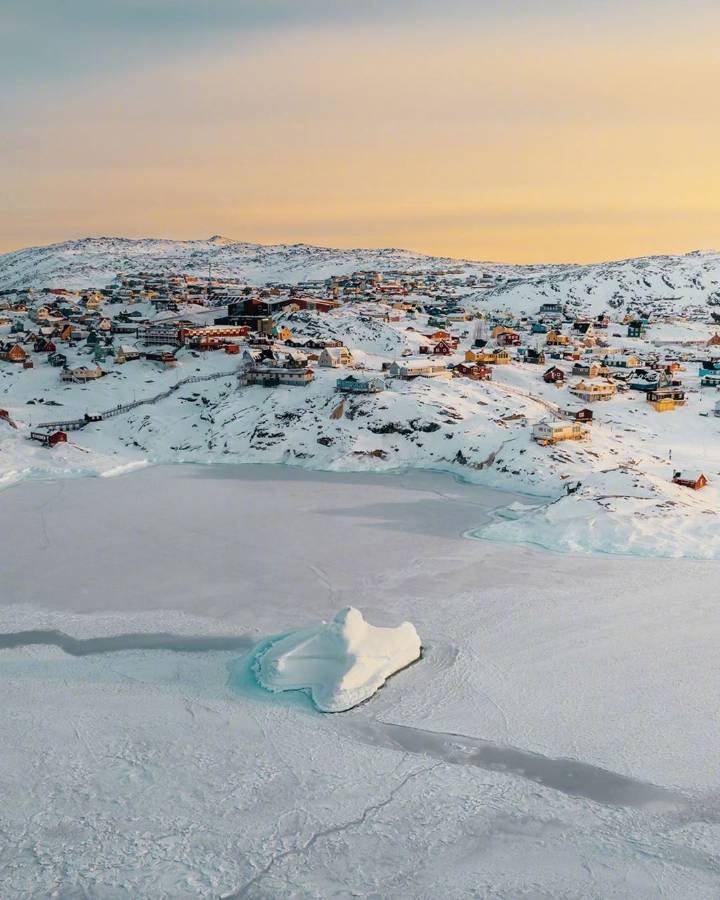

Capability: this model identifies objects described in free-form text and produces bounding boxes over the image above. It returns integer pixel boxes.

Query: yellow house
[532,419,587,445]
[546,330,569,345]
[471,348,511,365]
[569,380,616,402]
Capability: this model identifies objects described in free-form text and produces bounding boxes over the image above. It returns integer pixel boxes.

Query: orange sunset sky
[3,1,720,262]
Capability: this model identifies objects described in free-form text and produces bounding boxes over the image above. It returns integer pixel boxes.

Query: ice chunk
[254,607,421,712]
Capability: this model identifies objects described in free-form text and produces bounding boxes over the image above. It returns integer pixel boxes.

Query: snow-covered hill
[0,235,506,291]
[485,250,720,318]
[3,236,720,319]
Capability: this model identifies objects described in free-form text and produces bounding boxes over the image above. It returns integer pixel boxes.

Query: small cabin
[672,471,707,491]
[563,407,594,424]
[30,430,68,448]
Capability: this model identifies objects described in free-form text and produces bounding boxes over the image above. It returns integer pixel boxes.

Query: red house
[543,366,565,384]
[30,430,68,447]
[454,363,492,381]
[672,471,708,490]
[497,331,521,346]
[432,340,453,355]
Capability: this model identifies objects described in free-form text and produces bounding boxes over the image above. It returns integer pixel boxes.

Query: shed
[672,471,707,490]
[30,430,67,447]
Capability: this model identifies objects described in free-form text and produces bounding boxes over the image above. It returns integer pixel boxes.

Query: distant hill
[1,235,718,316]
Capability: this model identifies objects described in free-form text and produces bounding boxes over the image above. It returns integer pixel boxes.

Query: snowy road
[1,465,719,897]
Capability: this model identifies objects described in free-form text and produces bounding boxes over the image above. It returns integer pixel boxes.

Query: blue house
[336,375,385,393]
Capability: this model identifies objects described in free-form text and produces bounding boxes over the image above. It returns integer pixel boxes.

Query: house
[672,471,707,490]
[30,430,67,447]
[60,365,104,382]
[48,352,68,368]
[431,339,453,355]
[240,363,314,387]
[573,321,595,338]
[388,360,447,379]
[496,330,521,346]
[144,351,177,366]
[572,361,601,378]
[319,346,353,367]
[538,302,563,316]
[562,407,594,423]
[603,354,640,369]
[543,366,565,384]
[336,375,385,393]
[0,343,27,363]
[453,362,492,380]
[524,348,546,365]
[569,380,616,402]
[628,320,646,338]
[531,322,548,334]
[647,387,685,411]
[546,330,569,346]
[532,418,587,445]
[470,348,511,365]
[116,343,140,362]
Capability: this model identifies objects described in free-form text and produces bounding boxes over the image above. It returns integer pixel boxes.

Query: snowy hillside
[486,250,720,318]
[3,236,720,319]
[0,235,509,291]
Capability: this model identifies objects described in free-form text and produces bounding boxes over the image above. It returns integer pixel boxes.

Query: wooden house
[603,354,640,369]
[319,346,353,367]
[30,430,67,447]
[569,380,616,402]
[0,343,27,363]
[546,330,569,346]
[60,364,104,382]
[532,418,587,446]
[628,320,646,338]
[672,471,707,490]
[572,361,601,378]
[562,407,594,424]
[543,366,565,384]
[336,375,385,393]
[453,362,492,381]
[647,387,685,411]
[388,360,447,379]
[524,348,546,365]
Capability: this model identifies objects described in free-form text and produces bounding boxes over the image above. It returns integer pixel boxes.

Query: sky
[3,0,720,263]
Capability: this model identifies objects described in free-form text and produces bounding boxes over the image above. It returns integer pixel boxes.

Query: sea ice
[254,606,421,712]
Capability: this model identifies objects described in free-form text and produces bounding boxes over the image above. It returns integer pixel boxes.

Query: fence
[36,368,240,432]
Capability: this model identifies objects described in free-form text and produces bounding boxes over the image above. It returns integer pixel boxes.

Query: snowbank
[254,607,421,712]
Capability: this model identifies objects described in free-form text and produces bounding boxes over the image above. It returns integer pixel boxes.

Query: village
[1,262,719,497]
[1,250,720,562]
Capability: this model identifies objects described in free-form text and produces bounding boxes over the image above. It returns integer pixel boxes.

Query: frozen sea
[1,464,719,898]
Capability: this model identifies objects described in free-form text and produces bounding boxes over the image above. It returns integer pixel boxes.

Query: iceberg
[254,607,421,712]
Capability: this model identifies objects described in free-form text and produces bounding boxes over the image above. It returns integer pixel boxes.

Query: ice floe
[254,607,421,712]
